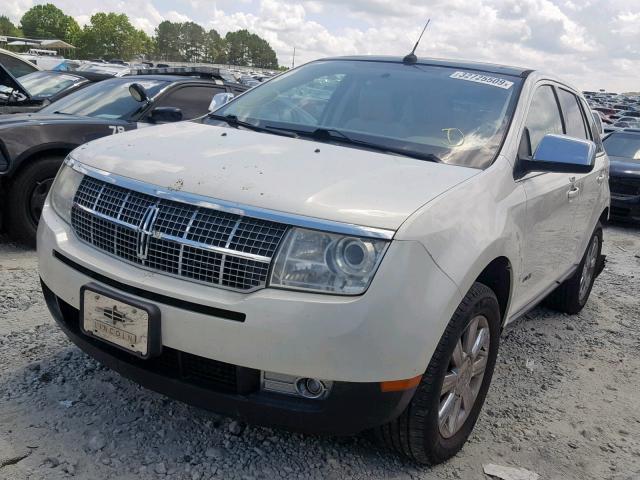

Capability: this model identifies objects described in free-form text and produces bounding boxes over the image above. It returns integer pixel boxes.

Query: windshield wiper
[208,114,298,138]
[268,126,442,163]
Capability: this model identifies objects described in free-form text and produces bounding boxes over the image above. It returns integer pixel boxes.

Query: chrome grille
[71,176,288,291]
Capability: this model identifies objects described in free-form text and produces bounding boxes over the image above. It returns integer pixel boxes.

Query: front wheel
[376,282,501,465]
[6,155,65,247]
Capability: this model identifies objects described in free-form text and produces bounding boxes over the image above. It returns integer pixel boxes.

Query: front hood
[610,157,640,177]
[72,122,479,231]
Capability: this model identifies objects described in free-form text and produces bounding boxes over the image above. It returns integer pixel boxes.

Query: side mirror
[129,83,149,103]
[149,107,183,123]
[209,92,234,112]
[519,134,596,174]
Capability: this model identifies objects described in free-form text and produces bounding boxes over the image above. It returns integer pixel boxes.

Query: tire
[376,282,501,465]
[544,224,603,315]
[6,155,65,247]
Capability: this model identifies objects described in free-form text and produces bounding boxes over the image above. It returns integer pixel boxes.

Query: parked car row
[584,90,640,132]
[227,68,278,87]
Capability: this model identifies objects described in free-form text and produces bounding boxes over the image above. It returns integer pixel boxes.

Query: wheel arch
[9,143,76,180]
[599,207,609,224]
[474,256,512,324]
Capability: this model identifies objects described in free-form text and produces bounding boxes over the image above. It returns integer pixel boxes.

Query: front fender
[396,156,526,319]
[4,141,78,177]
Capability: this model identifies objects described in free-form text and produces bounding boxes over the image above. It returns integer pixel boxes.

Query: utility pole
[292,47,296,69]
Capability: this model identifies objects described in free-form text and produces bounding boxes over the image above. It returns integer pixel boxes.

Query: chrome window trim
[68,157,395,241]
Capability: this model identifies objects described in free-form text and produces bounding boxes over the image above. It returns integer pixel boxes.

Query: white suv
[38,56,609,464]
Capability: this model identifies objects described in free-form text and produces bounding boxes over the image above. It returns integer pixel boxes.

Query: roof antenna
[403,19,431,64]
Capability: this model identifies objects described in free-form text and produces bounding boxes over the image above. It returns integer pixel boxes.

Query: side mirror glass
[520,134,595,174]
[209,92,234,112]
[129,83,149,103]
[149,107,183,123]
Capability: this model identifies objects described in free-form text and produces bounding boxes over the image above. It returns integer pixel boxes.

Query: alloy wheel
[579,235,599,303]
[438,315,491,439]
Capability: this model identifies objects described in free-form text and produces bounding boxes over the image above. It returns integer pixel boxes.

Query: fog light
[296,377,327,399]
[261,371,332,399]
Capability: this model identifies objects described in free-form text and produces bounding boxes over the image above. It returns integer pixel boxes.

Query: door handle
[567,186,580,199]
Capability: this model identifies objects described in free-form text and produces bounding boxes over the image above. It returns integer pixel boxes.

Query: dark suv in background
[0,67,247,245]
[603,130,640,222]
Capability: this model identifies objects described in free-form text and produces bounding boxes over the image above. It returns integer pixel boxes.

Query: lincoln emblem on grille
[98,305,135,326]
[136,204,160,261]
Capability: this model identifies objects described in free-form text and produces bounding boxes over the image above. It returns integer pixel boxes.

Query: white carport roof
[7,39,75,49]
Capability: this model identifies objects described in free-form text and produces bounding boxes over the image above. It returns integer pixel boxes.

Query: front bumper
[38,203,462,383]
[42,280,415,434]
[610,194,640,222]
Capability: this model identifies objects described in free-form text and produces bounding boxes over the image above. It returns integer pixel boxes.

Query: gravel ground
[0,225,639,480]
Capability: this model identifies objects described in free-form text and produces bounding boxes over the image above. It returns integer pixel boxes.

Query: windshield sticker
[450,71,514,90]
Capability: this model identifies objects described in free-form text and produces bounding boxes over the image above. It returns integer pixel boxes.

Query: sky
[4,0,640,92]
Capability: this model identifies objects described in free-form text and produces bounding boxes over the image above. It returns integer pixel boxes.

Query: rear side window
[154,85,225,120]
[523,85,564,156]
[557,88,588,140]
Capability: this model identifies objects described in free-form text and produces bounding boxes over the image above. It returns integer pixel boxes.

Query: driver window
[152,86,223,120]
[522,85,563,157]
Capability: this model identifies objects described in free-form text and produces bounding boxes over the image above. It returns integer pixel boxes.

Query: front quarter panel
[396,155,527,322]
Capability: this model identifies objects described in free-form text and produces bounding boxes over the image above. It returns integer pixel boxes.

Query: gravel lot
[1,225,639,480]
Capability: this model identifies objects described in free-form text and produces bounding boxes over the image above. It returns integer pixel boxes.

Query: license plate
[80,284,161,358]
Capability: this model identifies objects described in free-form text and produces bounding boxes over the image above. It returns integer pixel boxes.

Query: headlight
[50,158,84,223]
[269,227,389,295]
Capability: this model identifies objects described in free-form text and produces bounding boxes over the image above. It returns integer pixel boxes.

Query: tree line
[0,4,280,69]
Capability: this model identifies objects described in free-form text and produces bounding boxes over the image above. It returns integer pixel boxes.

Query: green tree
[203,29,225,63]
[76,13,151,60]
[19,4,80,43]
[155,22,227,63]
[0,15,22,36]
[249,35,278,69]
[224,30,278,68]
[225,30,251,66]
[154,20,181,61]
[180,22,206,62]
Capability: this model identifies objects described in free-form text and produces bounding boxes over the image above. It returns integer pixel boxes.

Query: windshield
[603,133,640,160]
[211,60,522,168]
[18,71,84,98]
[40,78,168,119]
